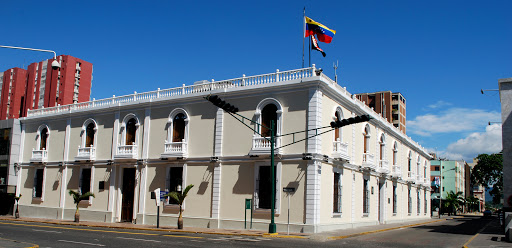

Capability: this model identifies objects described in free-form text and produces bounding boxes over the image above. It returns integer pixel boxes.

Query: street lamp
[0,45,60,69]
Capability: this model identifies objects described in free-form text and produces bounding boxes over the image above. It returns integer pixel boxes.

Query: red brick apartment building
[356,91,406,134]
[0,55,92,119]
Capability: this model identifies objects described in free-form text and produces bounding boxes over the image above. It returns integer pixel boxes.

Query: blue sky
[1,0,510,160]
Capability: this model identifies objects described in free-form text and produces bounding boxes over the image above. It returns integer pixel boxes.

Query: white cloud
[427,100,452,109]
[437,124,502,161]
[408,108,501,136]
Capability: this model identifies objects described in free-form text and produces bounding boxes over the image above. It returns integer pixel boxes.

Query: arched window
[250,98,283,155]
[261,104,278,137]
[333,108,343,142]
[85,123,95,147]
[125,118,137,145]
[36,125,50,151]
[363,124,371,154]
[40,127,48,150]
[408,151,412,172]
[172,113,186,142]
[379,134,386,160]
[166,108,189,143]
[120,113,140,146]
[417,155,421,178]
[393,142,398,165]
[81,119,98,148]
[162,109,189,158]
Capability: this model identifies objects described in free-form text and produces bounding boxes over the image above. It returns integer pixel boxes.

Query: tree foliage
[470,153,503,204]
[68,190,95,208]
[444,191,464,215]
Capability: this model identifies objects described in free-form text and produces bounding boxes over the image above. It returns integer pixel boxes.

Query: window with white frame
[393,183,397,214]
[333,108,343,142]
[407,151,412,172]
[408,187,412,214]
[379,134,386,161]
[393,142,398,165]
[37,125,50,151]
[417,155,421,178]
[166,165,184,205]
[120,114,140,146]
[82,119,97,148]
[33,168,45,200]
[363,124,371,154]
[79,167,95,203]
[363,178,370,214]
[125,118,137,145]
[417,190,421,214]
[254,162,281,210]
[166,109,189,144]
[333,170,342,214]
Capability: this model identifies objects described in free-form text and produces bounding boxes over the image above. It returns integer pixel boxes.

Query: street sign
[245,199,252,209]
[160,190,169,201]
[283,187,296,193]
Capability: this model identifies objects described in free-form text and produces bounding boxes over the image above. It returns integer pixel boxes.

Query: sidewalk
[311,216,456,241]
[0,215,453,241]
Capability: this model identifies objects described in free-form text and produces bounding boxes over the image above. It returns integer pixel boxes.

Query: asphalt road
[0,216,508,248]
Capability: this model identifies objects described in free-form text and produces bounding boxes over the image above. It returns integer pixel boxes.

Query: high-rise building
[0,55,92,120]
[355,91,406,134]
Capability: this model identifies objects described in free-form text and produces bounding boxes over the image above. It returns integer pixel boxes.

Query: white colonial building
[15,66,431,233]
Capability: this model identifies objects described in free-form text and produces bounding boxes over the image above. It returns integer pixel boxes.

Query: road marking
[116,237,161,242]
[32,229,62,233]
[163,234,204,239]
[462,219,493,248]
[0,222,160,236]
[58,240,105,246]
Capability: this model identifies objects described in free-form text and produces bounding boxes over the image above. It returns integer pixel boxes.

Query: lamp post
[0,45,60,69]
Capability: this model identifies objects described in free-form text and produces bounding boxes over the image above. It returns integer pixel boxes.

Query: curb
[0,217,307,239]
[0,237,39,248]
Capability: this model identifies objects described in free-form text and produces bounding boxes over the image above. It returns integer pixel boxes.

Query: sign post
[245,199,252,229]
[283,187,296,235]
[154,188,161,228]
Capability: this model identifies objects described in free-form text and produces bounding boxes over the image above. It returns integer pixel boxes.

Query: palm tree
[466,196,479,212]
[68,190,95,223]
[444,191,464,216]
[165,184,194,229]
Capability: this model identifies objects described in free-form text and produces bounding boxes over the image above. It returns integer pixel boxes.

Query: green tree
[444,191,464,215]
[471,153,503,204]
[465,196,479,212]
[68,190,95,223]
[164,184,194,229]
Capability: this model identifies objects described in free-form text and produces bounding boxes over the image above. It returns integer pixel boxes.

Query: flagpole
[309,36,311,67]
[302,7,305,68]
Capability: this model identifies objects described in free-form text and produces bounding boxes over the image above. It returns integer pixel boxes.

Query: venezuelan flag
[305,16,336,43]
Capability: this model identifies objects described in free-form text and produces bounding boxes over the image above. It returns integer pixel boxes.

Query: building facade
[430,160,466,200]
[15,67,430,233]
[0,55,93,120]
[355,91,406,134]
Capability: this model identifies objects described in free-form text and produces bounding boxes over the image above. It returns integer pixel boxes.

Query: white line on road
[117,237,161,242]
[32,229,62,233]
[58,240,105,246]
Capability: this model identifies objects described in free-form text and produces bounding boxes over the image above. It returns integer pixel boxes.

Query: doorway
[121,168,136,222]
